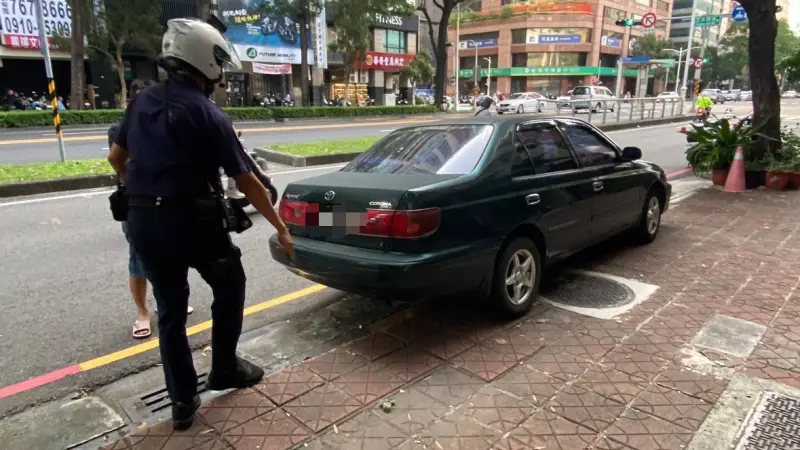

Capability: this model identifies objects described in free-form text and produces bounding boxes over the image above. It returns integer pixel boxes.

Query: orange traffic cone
[724,146,746,193]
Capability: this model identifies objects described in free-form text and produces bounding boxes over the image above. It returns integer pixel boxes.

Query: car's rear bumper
[269,235,495,297]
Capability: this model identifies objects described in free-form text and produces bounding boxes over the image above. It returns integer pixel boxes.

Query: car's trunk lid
[280,171,451,250]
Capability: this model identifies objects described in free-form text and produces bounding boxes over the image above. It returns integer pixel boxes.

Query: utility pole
[693,1,714,92]
[455,3,460,111]
[34,0,66,162]
[680,0,699,101]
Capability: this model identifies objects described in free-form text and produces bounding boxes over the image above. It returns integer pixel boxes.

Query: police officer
[107,18,294,430]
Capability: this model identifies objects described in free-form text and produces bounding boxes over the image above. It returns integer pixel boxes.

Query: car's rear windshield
[341,125,493,175]
[572,87,590,95]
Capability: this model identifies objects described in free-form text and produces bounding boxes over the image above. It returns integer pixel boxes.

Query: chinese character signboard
[600,35,622,48]
[252,62,292,75]
[218,0,326,66]
[458,66,639,78]
[361,51,414,71]
[527,34,582,44]
[0,0,72,49]
[694,14,722,27]
[459,38,498,49]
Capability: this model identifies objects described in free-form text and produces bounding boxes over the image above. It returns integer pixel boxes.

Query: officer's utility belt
[111,192,252,234]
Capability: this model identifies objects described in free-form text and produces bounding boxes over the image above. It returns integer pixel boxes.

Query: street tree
[63,0,87,110]
[260,0,323,107]
[416,0,470,108]
[735,0,782,157]
[326,0,413,106]
[630,34,675,81]
[401,50,435,104]
[55,0,163,106]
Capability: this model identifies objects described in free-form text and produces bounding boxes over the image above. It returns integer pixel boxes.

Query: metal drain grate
[736,391,800,450]
[541,272,634,308]
[139,372,209,413]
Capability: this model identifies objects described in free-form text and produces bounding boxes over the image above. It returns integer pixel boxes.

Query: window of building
[598,54,617,68]
[558,121,618,167]
[460,32,499,42]
[633,0,652,6]
[512,52,587,67]
[512,122,577,177]
[511,78,526,93]
[463,0,482,10]
[511,28,592,44]
[460,55,499,71]
[385,30,407,54]
[673,0,692,9]
[511,28,527,44]
[657,1,670,11]
[604,7,626,20]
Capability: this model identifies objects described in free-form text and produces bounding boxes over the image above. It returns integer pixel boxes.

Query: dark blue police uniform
[115,77,250,405]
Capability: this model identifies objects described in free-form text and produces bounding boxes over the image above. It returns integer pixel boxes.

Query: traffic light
[615,19,641,27]
[703,58,710,64]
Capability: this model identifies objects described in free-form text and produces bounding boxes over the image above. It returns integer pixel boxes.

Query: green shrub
[270,105,437,119]
[0,105,435,128]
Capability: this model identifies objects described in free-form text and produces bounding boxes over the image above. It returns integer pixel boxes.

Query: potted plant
[763,152,794,190]
[779,127,800,188]
[685,117,767,187]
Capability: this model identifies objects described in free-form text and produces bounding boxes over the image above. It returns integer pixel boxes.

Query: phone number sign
[0,0,72,48]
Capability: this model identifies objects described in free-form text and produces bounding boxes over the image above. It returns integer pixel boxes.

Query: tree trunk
[69,3,85,110]
[433,8,452,109]
[740,0,781,159]
[299,12,310,107]
[115,47,127,107]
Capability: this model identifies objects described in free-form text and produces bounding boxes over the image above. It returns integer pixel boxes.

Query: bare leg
[130,275,149,320]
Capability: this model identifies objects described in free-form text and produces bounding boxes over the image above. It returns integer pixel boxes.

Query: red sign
[641,12,657,28]
[252,62,292,75]
[694,57,703,69]
[361,52,415,70]
[2,34,62,50]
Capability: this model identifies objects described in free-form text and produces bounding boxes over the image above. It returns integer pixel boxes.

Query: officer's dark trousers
[126,204,246,404]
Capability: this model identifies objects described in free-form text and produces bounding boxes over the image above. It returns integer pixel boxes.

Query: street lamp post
[484,57,492,96]
[664,48,685,93]
[681,0,699,101]
[468,40,478,109]
[455,3,460,111]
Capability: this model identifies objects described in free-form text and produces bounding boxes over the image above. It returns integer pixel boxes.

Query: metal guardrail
[478,97,690,124]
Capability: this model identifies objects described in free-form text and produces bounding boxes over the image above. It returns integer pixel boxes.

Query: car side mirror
[621,147,642,161]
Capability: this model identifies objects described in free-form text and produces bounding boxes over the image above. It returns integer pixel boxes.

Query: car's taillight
[360,208,440,239]
[279,200,318,226]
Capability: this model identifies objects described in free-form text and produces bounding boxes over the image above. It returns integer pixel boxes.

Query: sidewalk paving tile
[411,365,485,407]
[629,382,713,431]
[221,409,309,450]
[331,361,406,404]
[459,385,536,434]
[381,316,441,344]
[299,347,369,382]
[491,363,565,406]
[526,346,594,381]
[344,332,405,362]
[449,343,521,382]
[654,364,729,403]
[310,410,409,450]
[104,419,223,450]
[254,365,325,406]
[601,408,693,450]
[198,388,275,433]
[375,345,443,383]
[282,383,362,433]
[572,363,648,405]
[505,408,598,450]
[411,409,502,450]
[544,384,627,433]
[600,345,669,382]
[373,385,451,434]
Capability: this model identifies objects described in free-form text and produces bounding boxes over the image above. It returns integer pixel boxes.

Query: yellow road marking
[78,284,327,371]
[0,118,438,146]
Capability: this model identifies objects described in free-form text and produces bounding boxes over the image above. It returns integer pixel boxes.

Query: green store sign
[458,66,639,78]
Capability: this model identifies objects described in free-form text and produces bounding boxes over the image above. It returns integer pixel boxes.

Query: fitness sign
[0,0,72,49]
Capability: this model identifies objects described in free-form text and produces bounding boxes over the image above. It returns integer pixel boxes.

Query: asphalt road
[0,100,755,165]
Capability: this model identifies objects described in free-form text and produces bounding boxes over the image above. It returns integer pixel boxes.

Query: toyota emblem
[324,190,336,201]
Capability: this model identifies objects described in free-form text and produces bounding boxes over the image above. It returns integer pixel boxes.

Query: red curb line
[667,167,694,180]
[0,364,82,400]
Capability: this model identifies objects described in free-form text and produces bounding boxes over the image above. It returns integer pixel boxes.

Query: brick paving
[103,187,800,450]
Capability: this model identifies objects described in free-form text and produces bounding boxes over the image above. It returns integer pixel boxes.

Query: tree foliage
[54,0,162,105]
[630,34,675,79]
[416,0,469,108]
[402,50,435,104]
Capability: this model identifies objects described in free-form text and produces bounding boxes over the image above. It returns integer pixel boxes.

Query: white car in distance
[496,92,546,114]
[656,91,681,103]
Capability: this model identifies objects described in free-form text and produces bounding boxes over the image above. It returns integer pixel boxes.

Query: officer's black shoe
[172,395,201,431]
[205,357,265,391]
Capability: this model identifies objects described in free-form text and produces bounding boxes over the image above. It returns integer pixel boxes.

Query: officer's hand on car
[233,171,295,260]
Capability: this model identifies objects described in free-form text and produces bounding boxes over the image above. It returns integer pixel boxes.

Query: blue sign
[620,56,651,63]
[602,36,622,48]
[530,34,582,44]
[732,6,747,22]
[459,38,498,49]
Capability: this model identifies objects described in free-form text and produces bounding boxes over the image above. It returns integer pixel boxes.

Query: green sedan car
[269,116,671,316]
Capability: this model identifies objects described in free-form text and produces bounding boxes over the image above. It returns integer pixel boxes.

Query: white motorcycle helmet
[161,18,242,84]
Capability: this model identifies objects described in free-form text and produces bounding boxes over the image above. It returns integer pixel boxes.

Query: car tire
[491,237,542,317]
[632,188,663,244]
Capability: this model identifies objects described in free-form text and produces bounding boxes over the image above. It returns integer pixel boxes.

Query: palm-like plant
[685,117,767,171]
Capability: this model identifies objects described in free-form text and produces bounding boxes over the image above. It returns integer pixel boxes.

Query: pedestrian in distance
[108,79,194,340]
[107,17,294,430]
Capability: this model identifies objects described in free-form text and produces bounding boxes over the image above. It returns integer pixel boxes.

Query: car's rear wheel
[632,189,663,244]
[517,105,524,114]
[492,237,541,316]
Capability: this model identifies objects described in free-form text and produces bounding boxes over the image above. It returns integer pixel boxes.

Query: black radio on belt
[215,192,252,234]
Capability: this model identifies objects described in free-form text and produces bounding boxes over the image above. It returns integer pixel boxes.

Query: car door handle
[592,181,604,192]
[525,193,540,205]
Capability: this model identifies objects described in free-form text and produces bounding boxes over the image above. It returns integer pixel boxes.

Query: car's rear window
[341,125,494,175]
[573,87,590,95]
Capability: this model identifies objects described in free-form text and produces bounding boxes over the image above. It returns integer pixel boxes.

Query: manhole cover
[736,391,800,450]
[541,272,633,308]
